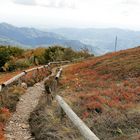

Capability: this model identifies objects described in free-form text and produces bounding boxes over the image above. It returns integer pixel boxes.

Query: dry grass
[29,72,84,140]
[59,47,140,140]
[29,95,84,140]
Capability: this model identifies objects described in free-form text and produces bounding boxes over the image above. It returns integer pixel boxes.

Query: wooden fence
[0,61,70,91]
[51,67,100,140]
[0,60,100,140]
[56,95,100,140]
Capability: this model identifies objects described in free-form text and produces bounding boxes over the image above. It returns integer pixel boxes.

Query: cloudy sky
[0,0,140,30]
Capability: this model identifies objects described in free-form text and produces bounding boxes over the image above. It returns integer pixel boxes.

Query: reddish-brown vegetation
[0,108,10,140]
[60,47,140,139]
[0,71,21,84]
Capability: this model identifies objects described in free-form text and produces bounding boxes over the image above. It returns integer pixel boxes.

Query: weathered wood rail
[0,65,48,88]
[55,68,63,79]
[56,95,100,140]
[51,67,100,140]
[0,59,100,140]
[0,61,70,92]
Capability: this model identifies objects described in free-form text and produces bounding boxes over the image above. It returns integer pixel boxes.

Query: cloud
[36,0,76,9]
[121,0,140,5]
[13,0,75,8]
[13,0,36,6]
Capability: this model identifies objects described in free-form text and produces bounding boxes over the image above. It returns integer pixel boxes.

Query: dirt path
[4,81,44,140]
[4,68,57,140]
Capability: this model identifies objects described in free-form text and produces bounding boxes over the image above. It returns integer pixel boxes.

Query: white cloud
[13,0,36,5]
[37,0,76,9]
[0,0,140,30]
[121,0,140,5]
[13,0,76,9]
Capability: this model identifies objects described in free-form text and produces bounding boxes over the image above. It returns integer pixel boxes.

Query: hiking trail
[4,68,57,140]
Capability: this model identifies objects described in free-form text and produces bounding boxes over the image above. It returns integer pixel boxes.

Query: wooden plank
[0,61,69,90]
[44,65,49,68]
[37,66,44,70]
[50,61,70,65]
[56,95,100,140]
[60,60,70,63]
[55,68,63,79]
[25,67,38,73]
[3,72,26,86]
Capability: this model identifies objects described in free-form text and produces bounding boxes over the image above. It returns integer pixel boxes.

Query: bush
[0,46,24,71]
[15,59,31,69]
[6,60,16,71]
[6,46,24,57]
[0,45,92,72]
[0,46,10,68]
[2,58,31,71]
[44,46,92,62]
[63,48,76,61]
[1,86,25,112]
[33,48,46,65]
[44,46,65,62]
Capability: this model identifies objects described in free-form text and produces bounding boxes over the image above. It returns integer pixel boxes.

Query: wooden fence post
[0,85,3,107]
[18,78,22,86]
[56,95,100,140]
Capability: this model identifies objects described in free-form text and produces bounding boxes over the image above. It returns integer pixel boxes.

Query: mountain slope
[0,23,93,52]
[59,46,140,140]
[50,28,140,54]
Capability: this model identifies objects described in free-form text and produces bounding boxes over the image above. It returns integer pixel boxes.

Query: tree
[7,46,24,57]
[0,46,10,68]
[63,47,76,60]
[0,46,24,71]
[44,46,65,62]
[33,47,46,64]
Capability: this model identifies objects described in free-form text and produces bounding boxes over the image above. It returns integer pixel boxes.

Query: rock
[21,82,28,89]
[24,136,32,139]
[20,123,29,129]
[10,121,14,124]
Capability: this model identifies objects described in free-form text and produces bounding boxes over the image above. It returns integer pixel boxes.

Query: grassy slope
[59,47,140,140]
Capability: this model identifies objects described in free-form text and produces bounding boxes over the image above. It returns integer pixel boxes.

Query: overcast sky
[0,0,140,30]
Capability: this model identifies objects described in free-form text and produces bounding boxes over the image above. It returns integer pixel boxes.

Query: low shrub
[15,59,31,69]
[1,86,25,112]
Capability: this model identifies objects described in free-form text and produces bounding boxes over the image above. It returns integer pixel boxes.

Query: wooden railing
[50,67,100,140]
[56,95,100,140]
[0,60,100,140]
[0,61,70,92]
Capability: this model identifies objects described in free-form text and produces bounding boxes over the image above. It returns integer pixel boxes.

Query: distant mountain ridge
[49,28,140,54]
[1,23,140,55]
[0,23,93,53]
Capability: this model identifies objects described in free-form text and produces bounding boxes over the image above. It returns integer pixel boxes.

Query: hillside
[58,46,140,140]
[50,28,140,54]
[0,23,93,51]
[0,46,139,140]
